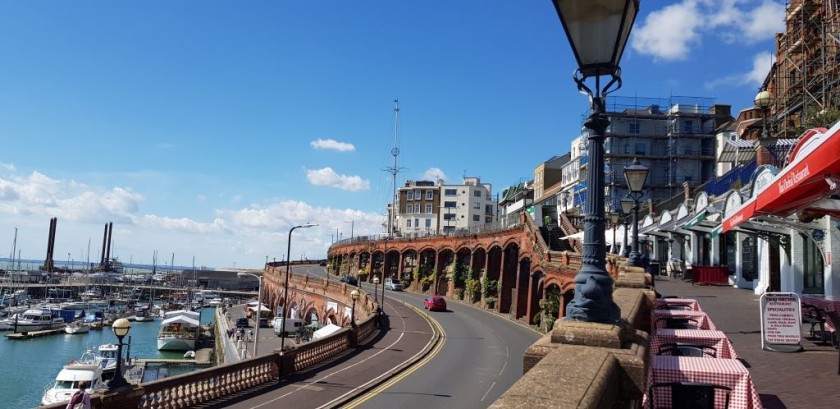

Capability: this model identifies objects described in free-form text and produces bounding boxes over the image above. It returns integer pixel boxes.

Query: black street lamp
[609,212,620,254]
[280,223,317,379]
[108,318,131,389]
[624,158,649,267]
[755,89,773,139]
[350,289,360,328]
[372,275,380,304]
[620,198,633,257]
[553,0,640,323]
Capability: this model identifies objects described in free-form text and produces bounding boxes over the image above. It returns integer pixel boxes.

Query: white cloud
[306,167,370,191]
[632,0,785,61]
[310,138,355,152]
[631,0,704,61]
[422,167,447,183]
[1,162,15,172]
[143,214,230,234]
[704,51,774,89]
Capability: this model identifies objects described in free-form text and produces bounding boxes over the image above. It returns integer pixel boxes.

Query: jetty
[5,328,66,339]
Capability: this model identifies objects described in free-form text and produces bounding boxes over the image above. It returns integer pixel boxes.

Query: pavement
[654,276,840,409]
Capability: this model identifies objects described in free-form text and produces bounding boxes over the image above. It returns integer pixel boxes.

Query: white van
[272,317,305,336]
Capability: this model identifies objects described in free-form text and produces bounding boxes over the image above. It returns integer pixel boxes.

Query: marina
[0,307,217,409]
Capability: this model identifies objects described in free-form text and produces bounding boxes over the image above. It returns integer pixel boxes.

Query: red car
[423,296,447,311]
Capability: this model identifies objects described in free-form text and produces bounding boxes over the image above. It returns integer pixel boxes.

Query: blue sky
[0,1,784,269]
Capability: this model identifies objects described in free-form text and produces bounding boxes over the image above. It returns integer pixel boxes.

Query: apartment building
[395,177,496,235]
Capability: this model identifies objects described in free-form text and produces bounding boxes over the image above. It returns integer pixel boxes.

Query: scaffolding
[771,0,840,139]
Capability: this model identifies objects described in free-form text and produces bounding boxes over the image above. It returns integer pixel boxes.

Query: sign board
[759,292,804,352]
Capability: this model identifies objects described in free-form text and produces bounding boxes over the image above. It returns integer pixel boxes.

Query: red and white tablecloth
[643,356,763,409]
[652,310,716,332]
[655,298,702,312]
[801,295,840,313]
[650,329,738,359]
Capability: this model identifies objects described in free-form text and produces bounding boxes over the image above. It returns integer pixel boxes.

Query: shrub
[484,296,497,308]
[454,288,465,300]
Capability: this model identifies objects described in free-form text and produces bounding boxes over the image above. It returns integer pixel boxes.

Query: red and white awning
[722,122,840,233]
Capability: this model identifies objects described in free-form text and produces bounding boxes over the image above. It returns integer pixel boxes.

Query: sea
[0,307,216,409]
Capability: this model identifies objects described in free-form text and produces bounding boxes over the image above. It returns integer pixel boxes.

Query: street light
[238,272,263,358]
[755,89,773,139]
[552,0,639,323]
[109,318,131,389]
[350,289,360,328]
[624,158,649,267]
[280,223,317,379]
[620,198,633,257]
[345,220,355,241]
[372,275,380,305]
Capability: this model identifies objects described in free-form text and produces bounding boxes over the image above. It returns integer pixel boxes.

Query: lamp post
[350,289,359,328]
[755,89,773,139]
[345,220,355,241]
[372,275,380,305]
[552,0,639,323]
[624,158,649,267]
[238,272,263,358]
[609,212,620,254]
[280,223,317,379]
[620,198,633,257]
[109,318,131,389]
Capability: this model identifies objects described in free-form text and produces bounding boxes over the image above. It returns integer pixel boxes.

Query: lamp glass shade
[609,212,620,223]
[623,158,649,193]
[552,0,639,77]
[373,276,380,284]
[350,289,360,300]
[754,90,773,109]
[620,198,634,214]
[112,318,131,337]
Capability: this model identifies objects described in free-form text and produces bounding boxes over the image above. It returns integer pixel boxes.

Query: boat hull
[157,337,196,351]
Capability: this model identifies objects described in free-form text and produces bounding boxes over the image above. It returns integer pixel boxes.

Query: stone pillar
[397,252,404,280]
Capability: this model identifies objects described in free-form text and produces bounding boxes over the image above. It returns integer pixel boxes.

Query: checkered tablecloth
[650,329,738,359]
[801,295,840,313]
[655,298,702,312]
[652,310,716,332]
[643,356,763,409]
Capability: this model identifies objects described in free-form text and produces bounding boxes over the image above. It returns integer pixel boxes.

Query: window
[414,190,421,199]
[444,213,456,221]
[406,219,412,228]
[683,120,693,134]
[414,218,419,228]
[634,143,646,155]
[445,188,457,196]
[425,219,431,228]
[414,204,420,213]
[473,202,481,209]
[426,190,433,200]
[444,201,456,208]
[629,122,640,134]
[406,191,414,200]
[473,215,480,222]
[485,216,493,223]
[473,190,481,197]
[425,203,432,214]
[485,204,494,214]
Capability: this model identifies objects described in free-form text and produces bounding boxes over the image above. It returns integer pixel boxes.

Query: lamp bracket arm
[573,68,623,102]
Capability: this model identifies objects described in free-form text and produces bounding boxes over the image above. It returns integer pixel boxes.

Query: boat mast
[10,227,17,271]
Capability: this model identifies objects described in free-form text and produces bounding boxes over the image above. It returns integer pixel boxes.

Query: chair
[801,305,827,342]
[658,342,717,358]
[649,382,731,409]
[655,317,700,330]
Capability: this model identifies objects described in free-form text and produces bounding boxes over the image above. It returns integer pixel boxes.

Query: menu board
[760,292,803,352]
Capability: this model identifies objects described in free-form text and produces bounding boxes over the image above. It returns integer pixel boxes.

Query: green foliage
[544,287,562,318]
[454,288,465,300]
[544,315,556,331]
[452,260,468,289]
[532,313,541,326]
[484,296,497,307]
[464,277,480,302]
[482,279,498,298]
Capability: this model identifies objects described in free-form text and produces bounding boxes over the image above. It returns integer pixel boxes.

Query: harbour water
[0,308,216,409]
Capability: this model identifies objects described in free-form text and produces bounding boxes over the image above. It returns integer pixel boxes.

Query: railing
[559,213,583,253]
[522,214,549,263]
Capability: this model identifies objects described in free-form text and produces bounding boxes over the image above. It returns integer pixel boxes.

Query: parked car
[384,278,403,291]
[235,318,250,328]
[423,296,447,312]
[259,318,269,328]
[340,275,358,286]
[319,260,327,266]
[272,317,305,336]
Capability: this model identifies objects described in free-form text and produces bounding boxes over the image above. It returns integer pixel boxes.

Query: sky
[0,1,785,269]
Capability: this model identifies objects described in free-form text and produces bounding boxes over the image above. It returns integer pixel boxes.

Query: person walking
[246,328,253,342]
[66,381,91,409]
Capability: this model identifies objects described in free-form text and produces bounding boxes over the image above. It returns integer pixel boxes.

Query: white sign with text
[760,292,803,352]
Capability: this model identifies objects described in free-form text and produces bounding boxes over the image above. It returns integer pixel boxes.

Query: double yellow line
[342,305,446,408]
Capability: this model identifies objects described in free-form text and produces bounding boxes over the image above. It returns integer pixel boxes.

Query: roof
[163,310,200,319]
[161,315,200,327]
[718,138,756,163]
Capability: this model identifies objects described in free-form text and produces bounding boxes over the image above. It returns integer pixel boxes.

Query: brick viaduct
[325,214,622,326]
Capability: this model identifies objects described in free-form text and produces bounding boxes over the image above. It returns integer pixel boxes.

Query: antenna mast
[387,99,400,236]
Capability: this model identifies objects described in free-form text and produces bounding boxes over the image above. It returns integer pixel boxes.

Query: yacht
[10,308,65,332]
[133,306,152,322]
[64,320,91,334]
[157,310,200,351]
[96,344,119,377]
[41,349,107,405]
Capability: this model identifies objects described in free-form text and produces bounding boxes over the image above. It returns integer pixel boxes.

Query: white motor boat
[96,344,119,376]
[133,306,152,322]
[41,349,107,405]
[207,297,223,307]
[65,320,91,334]
[157,310,200,351]
[10,308,65,333]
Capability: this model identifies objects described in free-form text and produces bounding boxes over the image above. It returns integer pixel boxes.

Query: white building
[394,177,495,236]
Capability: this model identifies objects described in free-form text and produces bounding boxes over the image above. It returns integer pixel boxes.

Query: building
[394,177,496,236]
[498,180,533,228]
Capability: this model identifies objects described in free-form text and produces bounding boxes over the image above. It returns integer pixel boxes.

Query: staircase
[558,213,583,253]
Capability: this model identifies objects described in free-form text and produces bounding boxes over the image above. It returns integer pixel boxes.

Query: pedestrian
[65,381,91,409]
[247,328,253,342]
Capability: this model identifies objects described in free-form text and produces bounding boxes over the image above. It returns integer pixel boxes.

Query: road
[302,265,542,409]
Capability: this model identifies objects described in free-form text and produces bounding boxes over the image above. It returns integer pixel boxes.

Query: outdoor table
[652,310,716,332]
[691,265,730,285]
[801,295,840,313]
[650,329,738,359]
[655,298,702,312]
[643,356,763,409]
